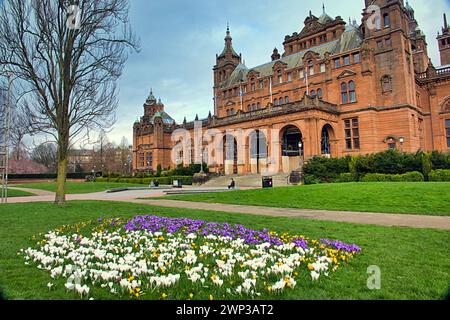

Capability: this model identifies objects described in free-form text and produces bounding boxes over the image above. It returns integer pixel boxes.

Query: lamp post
[199,147,204,174]
[399,137,405,152]
[1,71,12,203]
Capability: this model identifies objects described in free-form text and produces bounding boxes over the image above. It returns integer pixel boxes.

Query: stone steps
[204,173,291,188]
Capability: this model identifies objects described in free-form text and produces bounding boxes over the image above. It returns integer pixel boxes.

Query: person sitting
[228,178,236,190]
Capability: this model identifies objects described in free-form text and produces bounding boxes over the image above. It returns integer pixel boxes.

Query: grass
[4,189,35,198]
[13,182,145,194]
[164,182,450,216]
[0,201,448,300]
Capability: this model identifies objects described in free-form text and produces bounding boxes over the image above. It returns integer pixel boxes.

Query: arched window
[257,102,261,109]
[279,97,284,105]
[311,90,316,97]
[285,96,289,103]
[317,88,323,99]
[341,82,348,104]
[349,81,356,102]
[274,99,278,106]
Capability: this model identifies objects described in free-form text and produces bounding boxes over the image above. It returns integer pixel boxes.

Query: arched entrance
[321,124,334,157]
[249,130,268,174]
[281,125,304,173]
[223,135,237,175]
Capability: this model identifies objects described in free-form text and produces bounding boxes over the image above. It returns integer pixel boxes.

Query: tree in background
[31,142,58,173]
[0,0,139,204]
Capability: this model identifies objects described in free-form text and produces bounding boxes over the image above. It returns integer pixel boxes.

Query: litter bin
[262,176,273,188]
[173,179,183,188]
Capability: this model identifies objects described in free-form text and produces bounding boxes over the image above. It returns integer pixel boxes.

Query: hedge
[8,172,94,180]
[360,171,424,182]
[429,170,450,182]
[95,176,193,185]
[303,150,450,184]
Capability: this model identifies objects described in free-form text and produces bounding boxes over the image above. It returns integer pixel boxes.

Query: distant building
[133,1,450,175]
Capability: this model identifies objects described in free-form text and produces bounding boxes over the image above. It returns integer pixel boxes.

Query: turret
[437,13,450,66]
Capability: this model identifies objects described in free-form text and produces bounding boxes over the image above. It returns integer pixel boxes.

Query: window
[317,88,323,99]
[334,58,340,68]
[285,96,289,104]
[287,72,292,81]
[251,79,255,91]
[383,13,390,27]
[308,60,314,76]
[353,53,360,63]
[341,82,348,104]
[146,152,153,168]
[446,119,450,148]
[257,102,261,109]
[349,81,356,102]
[139,153,145,167]
[299,69,305,79]
[279,97,284,105]
[345,118,360,150]
[333,31,337,39]
[385,37,391,46]
[343,55,350,66]
[259,80,264,89]
[320,63,326,73]
[341,81,356,103]
[274,99,278,106]
[278,70,283,84]
[310,90,316,97]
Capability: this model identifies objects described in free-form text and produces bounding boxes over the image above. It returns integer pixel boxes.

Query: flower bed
[21,216,361,300]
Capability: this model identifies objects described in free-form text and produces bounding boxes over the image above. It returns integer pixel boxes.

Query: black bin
[262,177,273,188]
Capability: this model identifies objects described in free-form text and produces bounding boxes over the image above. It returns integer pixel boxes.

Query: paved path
[131,199,450,231]
[9,187,55,197]
[4,188,450,231]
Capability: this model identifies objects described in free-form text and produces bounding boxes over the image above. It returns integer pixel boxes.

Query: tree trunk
[54,135,69,205]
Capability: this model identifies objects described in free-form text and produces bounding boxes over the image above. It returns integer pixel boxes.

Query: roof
[318,12,333,24]
[222,26,362,87]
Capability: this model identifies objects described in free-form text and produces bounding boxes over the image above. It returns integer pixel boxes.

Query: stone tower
[437,13,450,66]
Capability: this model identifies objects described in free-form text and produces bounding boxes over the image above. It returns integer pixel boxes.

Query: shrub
[430,151,450,170]
[361,171,424,182]
[335,173,356,183]
[303,174,322,185]
[422,152,432,181]
[429,170,450,182]
[303,156,350,183]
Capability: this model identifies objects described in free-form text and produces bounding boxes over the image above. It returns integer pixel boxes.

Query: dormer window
[259,80,264,89]
[287,72,292,81]
[277,70,283,84]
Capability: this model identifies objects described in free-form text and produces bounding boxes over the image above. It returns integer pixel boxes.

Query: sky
[11,0,450,147]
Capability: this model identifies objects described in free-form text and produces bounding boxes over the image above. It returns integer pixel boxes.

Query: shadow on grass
[0,286,7,301]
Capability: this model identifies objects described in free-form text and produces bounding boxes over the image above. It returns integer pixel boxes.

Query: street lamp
[199,147,204,174]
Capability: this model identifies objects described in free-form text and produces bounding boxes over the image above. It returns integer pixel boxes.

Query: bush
[430,152,450,170]
[361,171,424,182]
[303,156,350,183]
[429,170,450,182]
[335,173,356,183]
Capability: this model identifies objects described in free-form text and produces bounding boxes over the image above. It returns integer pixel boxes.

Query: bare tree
[31,142,58,173]
[0,0,139,204]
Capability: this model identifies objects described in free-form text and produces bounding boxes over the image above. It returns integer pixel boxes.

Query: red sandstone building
[133,0,450,176]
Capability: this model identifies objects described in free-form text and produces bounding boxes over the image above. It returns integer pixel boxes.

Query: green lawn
[165,182,450,216]
[13,182,144,194]
[0,201,448,300]
[4,189,35,198]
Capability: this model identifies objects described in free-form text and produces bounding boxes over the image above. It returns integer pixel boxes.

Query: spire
[445,13,448,30]
[322,1,325,13]
[217,23,241,61]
